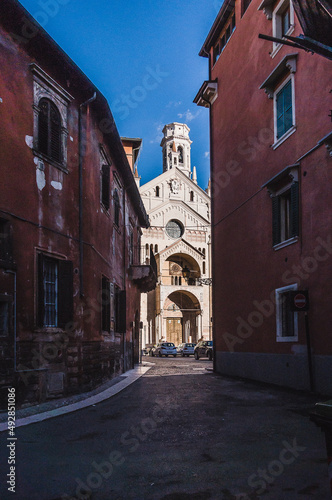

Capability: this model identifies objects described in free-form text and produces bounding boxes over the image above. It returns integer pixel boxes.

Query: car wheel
[151,351,154,357]
[208,351,212,361]
[165,354,168,357]
[158,351,162,357]
[181,353,185,357]
[186,354,189,357]
[173,354,177,358]
[194,351,199,360]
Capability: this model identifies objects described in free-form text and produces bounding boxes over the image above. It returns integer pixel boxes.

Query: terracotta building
[0,0,156,407]
[195,0,332,393]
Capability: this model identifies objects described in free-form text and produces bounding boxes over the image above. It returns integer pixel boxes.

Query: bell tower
[160,123,192,177]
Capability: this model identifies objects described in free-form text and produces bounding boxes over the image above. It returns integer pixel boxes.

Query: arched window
[202,248,206,257]
[156,186,160,197]
[190,191,194,202]
[114,189,120,226]
[154,244,158,253]
[38,98,62,163]
[203,261,206,274]
[178,146,183,163]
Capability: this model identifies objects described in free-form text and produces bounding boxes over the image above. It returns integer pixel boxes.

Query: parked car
[143,344,154,356]
[194,340,213,360]
[152,342,177,357]
[177,342,197,357]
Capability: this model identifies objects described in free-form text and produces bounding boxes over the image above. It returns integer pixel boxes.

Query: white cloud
[166,100,182,108]
[177,109,201,122]
[204,152,210,158]
[149,123,164,143]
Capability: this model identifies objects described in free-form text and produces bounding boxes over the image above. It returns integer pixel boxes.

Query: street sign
[289,290,309,311]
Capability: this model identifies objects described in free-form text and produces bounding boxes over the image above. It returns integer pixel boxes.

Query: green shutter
[272,196,281,246]
[58,260,73,329]
[290,182,299,238]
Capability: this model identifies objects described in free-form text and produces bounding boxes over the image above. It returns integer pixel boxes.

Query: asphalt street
[0,357,330,500]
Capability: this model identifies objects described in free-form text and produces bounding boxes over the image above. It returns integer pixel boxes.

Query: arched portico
[162,290,201,345]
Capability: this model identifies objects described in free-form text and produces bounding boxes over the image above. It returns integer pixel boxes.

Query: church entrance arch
[163,290,201,345]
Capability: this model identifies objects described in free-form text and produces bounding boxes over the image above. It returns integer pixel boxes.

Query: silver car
[177,342,196,357]
[153,342,177,357]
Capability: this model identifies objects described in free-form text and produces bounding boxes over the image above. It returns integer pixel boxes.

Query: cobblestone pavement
[0,356,330,500]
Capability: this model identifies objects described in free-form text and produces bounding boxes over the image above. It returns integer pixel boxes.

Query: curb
[0,365,151,432]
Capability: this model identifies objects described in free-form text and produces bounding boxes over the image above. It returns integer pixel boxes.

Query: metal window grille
[44,258,58,327]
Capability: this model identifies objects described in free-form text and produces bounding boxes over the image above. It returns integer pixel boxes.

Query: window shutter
[272,196,281,246]
[290,182,299,238]
[58,260,73,328]
[38,99,49,156]
[102,165,110,210]
[101,276,110,332]
[50,102,61,163]
[37,253,45,327]
[118,290,126,333]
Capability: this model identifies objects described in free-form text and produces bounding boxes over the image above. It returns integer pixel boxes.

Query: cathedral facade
[138,123,211,348]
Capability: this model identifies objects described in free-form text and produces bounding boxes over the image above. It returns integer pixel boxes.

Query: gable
[148,199,210,228]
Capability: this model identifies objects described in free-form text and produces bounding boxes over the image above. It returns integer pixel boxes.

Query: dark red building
[195,0,332,393]
[0,0,156,407]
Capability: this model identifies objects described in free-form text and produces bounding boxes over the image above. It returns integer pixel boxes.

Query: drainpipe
[5,270,16,371]
[78,92,97,297]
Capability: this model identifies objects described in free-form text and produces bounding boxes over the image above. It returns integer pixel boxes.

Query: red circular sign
[294,293,307,308]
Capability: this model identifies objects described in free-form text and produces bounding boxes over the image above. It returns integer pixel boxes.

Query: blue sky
[19,0,222,188]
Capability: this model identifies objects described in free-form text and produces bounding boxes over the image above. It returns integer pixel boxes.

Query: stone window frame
[30,64,73,173]
[275,283,298,342]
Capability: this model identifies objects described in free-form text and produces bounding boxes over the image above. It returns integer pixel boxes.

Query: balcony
[129,247,157,293]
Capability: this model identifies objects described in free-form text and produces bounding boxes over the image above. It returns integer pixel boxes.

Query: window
[38,98,62,163]
[272,0,294,55]
[154,244,158,254]
[114,286,126,333]
[260,55,297,147]
[281,4,290,36]
[156,186,160,197]
[37,254,73,328]
[114,188,120,226]
[165,220,184,239]
[101,276,111,332]
[101,164,110,210]
[190,191,194,202]
[212,12,236,65]
[178,146,184,163]
[272,182,299,247]
[0,218,13,268]
[275,79,293,140]
[31,64,73,170]
[275,284,298,341]
[203,261,206,274]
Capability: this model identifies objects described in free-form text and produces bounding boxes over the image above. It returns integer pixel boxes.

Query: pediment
[148,199,210,226]
[159,238,204,261]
